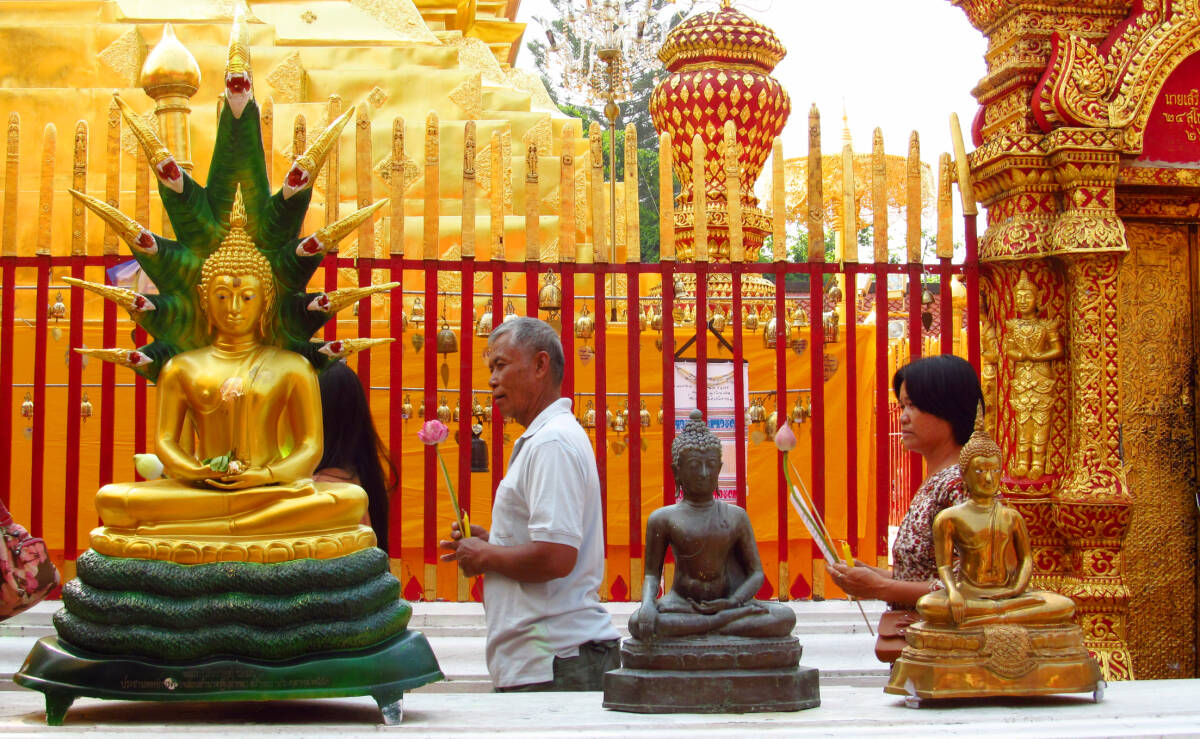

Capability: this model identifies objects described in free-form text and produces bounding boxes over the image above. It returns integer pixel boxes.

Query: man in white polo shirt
[439,317,618,691]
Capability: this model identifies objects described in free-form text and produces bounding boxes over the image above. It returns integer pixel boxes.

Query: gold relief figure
[916,409,1075,628]
[980,319,999,436]
[94,193,367,538]
[1003,272,1062,479]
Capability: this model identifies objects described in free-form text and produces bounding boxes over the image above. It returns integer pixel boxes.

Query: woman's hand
[829,561,893,600]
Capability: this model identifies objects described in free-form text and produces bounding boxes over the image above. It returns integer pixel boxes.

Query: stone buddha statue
[914,408,1075,627]
[885,405,1101,702]
[605,410,817,714]
[629,410,795,639]
[94,195,367,539]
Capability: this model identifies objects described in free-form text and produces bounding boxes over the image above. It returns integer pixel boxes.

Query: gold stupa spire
[139,24,201,98]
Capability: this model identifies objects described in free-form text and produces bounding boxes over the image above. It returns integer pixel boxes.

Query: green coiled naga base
[15,548,443,725]
[53,549,409,661]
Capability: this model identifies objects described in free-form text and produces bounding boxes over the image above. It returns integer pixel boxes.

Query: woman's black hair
[316,361,397,554]
[892,354,984,446]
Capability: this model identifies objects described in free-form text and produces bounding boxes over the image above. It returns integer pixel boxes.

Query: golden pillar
[139,25,201,174]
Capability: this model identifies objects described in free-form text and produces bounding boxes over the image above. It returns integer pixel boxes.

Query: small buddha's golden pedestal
[885,621,1103,704]
[89,525,376,564]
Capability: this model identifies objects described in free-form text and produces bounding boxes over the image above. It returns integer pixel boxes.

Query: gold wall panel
[1117,222,1198,679]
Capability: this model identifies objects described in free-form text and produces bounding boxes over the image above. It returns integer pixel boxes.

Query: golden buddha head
[959,403,1002,498]
[199,188,276,339]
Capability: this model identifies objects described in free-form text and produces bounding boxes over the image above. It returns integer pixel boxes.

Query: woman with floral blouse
[829,355,984,608]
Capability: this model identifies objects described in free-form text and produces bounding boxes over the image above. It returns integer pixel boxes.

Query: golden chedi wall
[950,0,1200,680]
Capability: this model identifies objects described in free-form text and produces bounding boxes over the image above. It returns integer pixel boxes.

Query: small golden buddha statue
[1004,272,1062,479]
[93,193,367,543]
[886,405,1101,702]
[915,411,1074,627]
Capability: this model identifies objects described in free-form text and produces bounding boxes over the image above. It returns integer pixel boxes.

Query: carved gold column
[140,25,200,173]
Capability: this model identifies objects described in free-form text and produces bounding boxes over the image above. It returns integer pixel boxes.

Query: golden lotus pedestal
[885,621,1104,707]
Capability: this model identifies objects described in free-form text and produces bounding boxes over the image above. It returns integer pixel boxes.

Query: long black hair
[892,354,984,446]
[317,361,397,554]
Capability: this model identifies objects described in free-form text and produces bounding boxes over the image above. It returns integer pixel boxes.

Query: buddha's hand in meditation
[948,589,967,624]
[205,465,274,490]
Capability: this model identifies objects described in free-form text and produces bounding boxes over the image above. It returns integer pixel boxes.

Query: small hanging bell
[583,401,597,429]
[763,316,777,349]
[711,306,727,334]
[574,304,595,340]
[503,300,518,324]
[744,306,759,332]
[748,396,766,424]
[410,297,425,328]
[470,423,488,472]
[437,321,458,354]
[539,270,562,313]
[48,292,66,322]
[640,401,651,429]
[20,392,34,418]
[764,410,778,438]
[437,396,452,424]
[476,299,494,338]
[80,392,93,422]
[651,306,663,332]
[417,399,426,419]
[401,394,413,420]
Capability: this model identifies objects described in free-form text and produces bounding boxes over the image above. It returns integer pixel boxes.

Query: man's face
[487,333,546,427]
[674,446,722,501]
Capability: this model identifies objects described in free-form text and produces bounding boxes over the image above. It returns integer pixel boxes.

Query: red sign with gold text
[1140,51,1200,164]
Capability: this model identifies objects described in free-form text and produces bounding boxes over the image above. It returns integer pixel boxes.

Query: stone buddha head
[198,189,276,341]
[671,409,723,501]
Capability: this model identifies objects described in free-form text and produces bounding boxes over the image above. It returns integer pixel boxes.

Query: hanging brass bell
[417,399,426,418]
[472,395,484,419]
[612,404,628,433]
[437,396,452,424]
[20,392,34,418]
[640,401,651,429]
[639,307,651,332]
[763,316,777,349]
[410,297,425,327]
[437,321,458,354]
[764,410,778,438]
[583,401,597,429]
[651,306,663,332]
[748,397,766,424]
[503,300,518,324]
[744,306,759,332]
[48,292,66,322]
[539,270,562,312]
[476,299,494,337]
[80,392,93,422]
[711,306,727,334]
[402,394,414,420]
[482,402,492,423]
[791,302,808,329]
[575,304,595,340]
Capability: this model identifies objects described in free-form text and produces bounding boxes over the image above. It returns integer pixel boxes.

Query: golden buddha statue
[94,192,368,545]
[886,406,1101,702]
[1004,272,1062,479]
[914,410,1074,627]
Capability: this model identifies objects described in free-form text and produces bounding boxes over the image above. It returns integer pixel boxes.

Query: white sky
[514,0,988,189]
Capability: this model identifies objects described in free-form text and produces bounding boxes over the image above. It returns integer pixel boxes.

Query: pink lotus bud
[774,421,797,452]
[417,419,449,446]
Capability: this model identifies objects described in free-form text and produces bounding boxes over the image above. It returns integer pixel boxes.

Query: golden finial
[113,96,183,193]
[229,183,248,229]
[63,277,155,316]
[295,199,388,257]
[842,103,851,147]
[318,336,394,360]
[140,24,201,99]
[224,6,253,118]
[68,189,157,254]
[307,282,400,314]
[75,347,153,369]
[282,107,355,198]
[958,401,1001,470]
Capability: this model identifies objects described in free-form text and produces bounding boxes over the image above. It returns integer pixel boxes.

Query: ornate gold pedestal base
[89,525,376,564]
[885,621,1103,702]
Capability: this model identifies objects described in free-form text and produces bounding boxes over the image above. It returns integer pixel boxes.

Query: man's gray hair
[488,316,565,384]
